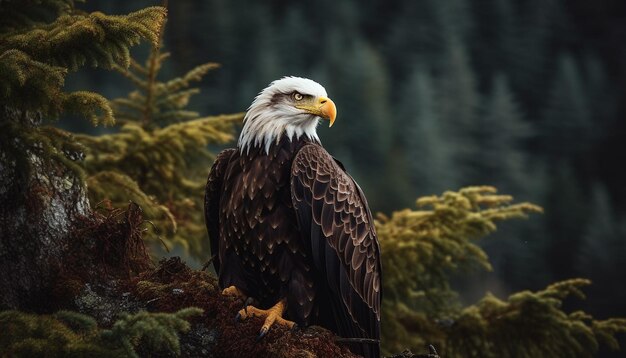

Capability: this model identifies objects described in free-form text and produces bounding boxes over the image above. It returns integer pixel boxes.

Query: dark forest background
[65,0,626,350]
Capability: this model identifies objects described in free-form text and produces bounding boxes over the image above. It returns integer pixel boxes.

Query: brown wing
[291,144,381,356]
[204,148,236,273]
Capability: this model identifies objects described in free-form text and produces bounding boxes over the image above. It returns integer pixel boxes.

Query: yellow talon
[222,285,245,298]
[236,299,295,339]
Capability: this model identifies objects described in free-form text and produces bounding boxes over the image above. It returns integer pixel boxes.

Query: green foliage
[0,308,202,357]
[440,279,626,357]
[109,54,220,127]
[379,186,541,310]
[77,30,242,259]
[86,171,177,235]
[379,187,626,357]
[0,0,166,124]
[0,0,167,211]
[101,308,202,358]
[0,119,86,185]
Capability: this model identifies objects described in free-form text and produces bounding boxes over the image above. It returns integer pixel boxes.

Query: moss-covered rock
[129,257,359,358]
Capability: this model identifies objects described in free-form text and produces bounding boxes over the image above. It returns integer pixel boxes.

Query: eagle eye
[292,92,303,101]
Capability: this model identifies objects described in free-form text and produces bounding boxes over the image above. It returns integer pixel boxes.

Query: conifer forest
[1,0,626,357]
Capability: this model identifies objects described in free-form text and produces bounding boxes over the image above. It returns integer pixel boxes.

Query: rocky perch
[131,256,361,357]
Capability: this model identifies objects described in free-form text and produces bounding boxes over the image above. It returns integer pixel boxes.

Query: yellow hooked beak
[297,96,337,127]
[318,97,337,127]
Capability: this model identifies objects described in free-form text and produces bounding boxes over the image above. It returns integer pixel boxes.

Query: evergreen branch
[74,15,239,258]
[0,308,202,356]
[0,49,66,116]
[140,8,167,126]
[539,278,591,301]
[86,171,177,236]
[155,88,201,111]
[53,310,98,335]
[439,279,625,357]
[0,6,166,125]
[112,96,146,114]
[153,114,242,146]
[156,110,200,123]
[380,187,626,357]
[593,318,626,351]
[78,113,242,258]
[101,308,202,358]
[164,62,220,94]
[380,187,544,354]
[129,57,148,76]
[1,6,167,71]
[63,90,114,126]
[112,63,148,90]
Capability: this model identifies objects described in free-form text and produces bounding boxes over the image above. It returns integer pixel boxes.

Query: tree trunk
[0,110,90,310]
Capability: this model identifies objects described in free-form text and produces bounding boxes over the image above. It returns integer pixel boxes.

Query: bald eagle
[205,77,381,357]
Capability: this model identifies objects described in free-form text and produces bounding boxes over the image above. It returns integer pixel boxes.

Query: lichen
[73,283,145,327]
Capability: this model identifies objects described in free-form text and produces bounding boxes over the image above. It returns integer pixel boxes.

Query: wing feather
[291,144,381,358]
[204,148,236,273]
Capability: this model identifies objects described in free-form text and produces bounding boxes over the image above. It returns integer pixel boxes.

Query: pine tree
[433,0,474,45]
[475,74,531,194]
[0,0,166,178]
[0,1,165,127]
[379,186,626,357]
[540,54,593,161]
[577,184,626,318]
[435,34,481,184]
[508,0,555,115]
[544,163,587,280]
[464,73,536,292]
[76,25,242,260]
[400,67,456,198]
[0,0,166,309]
[385,0,444,78]
[582,55,617,155]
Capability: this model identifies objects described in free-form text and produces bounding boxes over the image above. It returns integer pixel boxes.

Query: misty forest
[1,0,626,357]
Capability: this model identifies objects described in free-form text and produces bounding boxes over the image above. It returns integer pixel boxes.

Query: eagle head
[238,76,337,153]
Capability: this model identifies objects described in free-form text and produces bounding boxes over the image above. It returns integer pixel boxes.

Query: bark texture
[0,112,89,310]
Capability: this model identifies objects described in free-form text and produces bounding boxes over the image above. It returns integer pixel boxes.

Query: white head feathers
[238,76,327,154]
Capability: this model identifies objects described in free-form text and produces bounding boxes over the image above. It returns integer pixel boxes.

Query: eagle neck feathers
[238,115,320,155]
